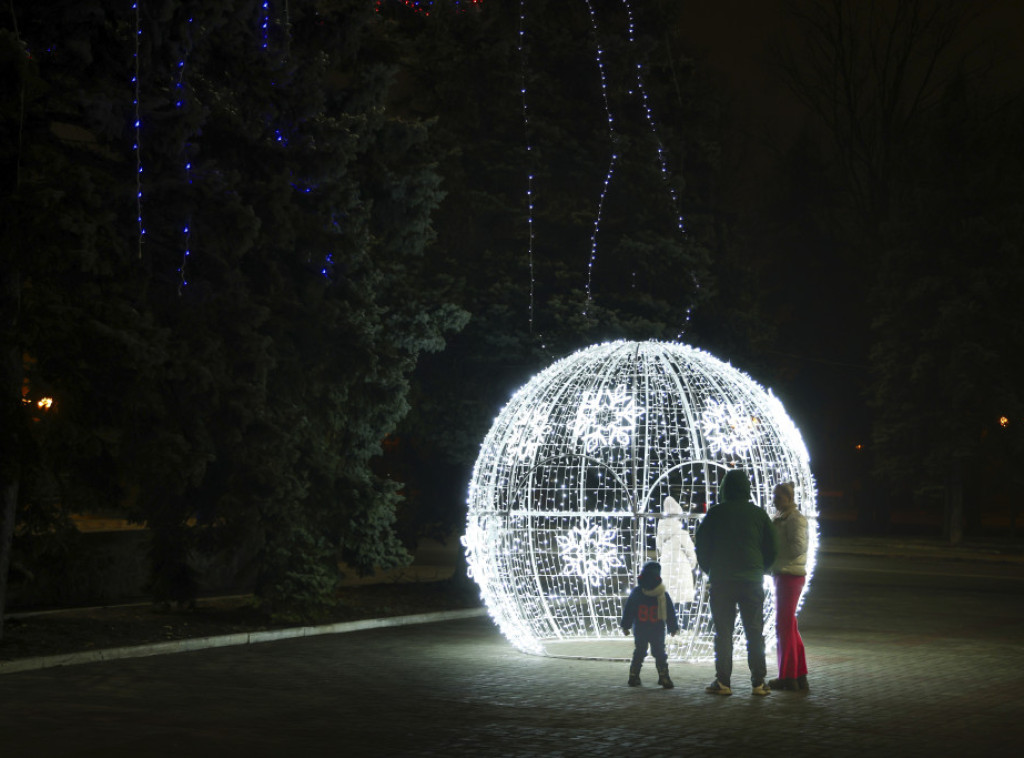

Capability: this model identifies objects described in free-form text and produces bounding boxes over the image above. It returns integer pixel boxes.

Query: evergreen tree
[1,3,152,635]
[2,0,465,621]
[128,0,465,614]
[382,1,724,542]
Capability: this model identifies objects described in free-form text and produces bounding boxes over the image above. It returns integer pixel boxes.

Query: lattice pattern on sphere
[463,340,817,662]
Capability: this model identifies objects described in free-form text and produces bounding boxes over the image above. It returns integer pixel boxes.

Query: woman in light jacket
[770,482,809,691]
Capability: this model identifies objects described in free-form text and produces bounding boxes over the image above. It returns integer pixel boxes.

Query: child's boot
[627,663,642,687]
[656,662,674,689]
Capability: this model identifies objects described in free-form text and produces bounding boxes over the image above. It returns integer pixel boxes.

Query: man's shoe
[705,679,732,695]
[752,682,771,696]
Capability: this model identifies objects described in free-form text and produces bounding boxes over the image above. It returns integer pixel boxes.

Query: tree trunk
[0,481,17,640]
[946,458,963,546]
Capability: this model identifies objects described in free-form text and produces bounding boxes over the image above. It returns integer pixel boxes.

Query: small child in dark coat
[620,560,679,688]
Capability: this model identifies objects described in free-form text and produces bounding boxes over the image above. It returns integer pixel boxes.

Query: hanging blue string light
[176,16,195,295]
[132,1,144,259]
[261,1,271,49]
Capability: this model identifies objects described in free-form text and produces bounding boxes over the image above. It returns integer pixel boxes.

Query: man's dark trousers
[709,580,767,687]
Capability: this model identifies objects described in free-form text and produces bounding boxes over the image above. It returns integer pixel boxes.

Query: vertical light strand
[620,0,698,335]
[518,0,537,337]
[261,1,271,49]
[176,16,194,295]
[132,1,144,259]
[581,0,618,319]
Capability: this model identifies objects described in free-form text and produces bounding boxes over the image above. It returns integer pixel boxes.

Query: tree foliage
[1,0,465,623]
[379,0,727,541]
[777,0,1024,532]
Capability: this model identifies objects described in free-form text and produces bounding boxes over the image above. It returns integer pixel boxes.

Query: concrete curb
[0,607,487,676]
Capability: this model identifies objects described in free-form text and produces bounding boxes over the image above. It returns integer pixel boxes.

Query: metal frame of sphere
[462,340,817,662]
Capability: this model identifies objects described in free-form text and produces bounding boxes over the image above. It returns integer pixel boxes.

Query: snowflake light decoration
[573,386,638,452]
[464,341,817,662]
[556,524,625,587]
[508,416,552,462]
[700,398,761,457]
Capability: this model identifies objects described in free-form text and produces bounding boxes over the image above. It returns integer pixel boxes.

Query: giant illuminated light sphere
[462,340,817,662]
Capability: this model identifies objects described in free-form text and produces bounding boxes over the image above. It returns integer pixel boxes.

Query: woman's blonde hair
[775,481,795,503]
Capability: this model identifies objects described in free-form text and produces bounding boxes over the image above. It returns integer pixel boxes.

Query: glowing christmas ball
[462,340,817,661]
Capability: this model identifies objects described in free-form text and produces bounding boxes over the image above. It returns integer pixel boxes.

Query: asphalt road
[1,551,1022,757]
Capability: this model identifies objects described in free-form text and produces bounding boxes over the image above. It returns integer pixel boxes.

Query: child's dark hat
[639,560,662,579]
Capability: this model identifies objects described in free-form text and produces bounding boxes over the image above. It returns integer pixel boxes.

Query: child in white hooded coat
[657,496,699,626]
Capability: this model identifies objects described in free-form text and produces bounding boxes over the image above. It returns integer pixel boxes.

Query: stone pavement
[1,543,1023,757]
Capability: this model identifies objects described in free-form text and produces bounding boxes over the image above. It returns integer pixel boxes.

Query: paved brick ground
[1,551,1023,757]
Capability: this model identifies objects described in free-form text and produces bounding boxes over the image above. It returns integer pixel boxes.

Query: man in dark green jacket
[695,469,777,696]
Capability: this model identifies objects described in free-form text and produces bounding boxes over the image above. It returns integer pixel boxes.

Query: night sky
[677,0,1024,156]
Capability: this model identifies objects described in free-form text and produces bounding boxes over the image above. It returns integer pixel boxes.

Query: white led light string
[515,3,696,335]
[619,0,697,334]
[580,0,617,319]
[517,0,537,337]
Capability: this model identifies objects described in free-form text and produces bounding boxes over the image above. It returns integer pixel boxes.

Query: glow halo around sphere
[462,340,817,662]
